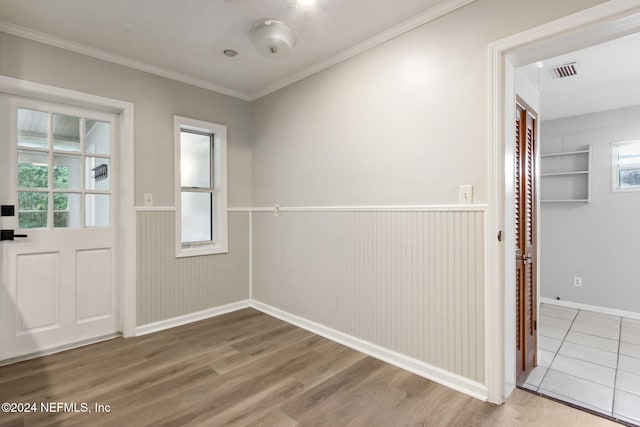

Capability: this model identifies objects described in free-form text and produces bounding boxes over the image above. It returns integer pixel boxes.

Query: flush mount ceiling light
[250,20,297,59]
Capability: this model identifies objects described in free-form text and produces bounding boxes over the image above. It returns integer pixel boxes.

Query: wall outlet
[573,276,582,287]
[144,193,153,207]
[459,185,473,204]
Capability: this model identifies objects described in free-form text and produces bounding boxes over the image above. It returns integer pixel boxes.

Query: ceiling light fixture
[297,0,317,6]
[250,20,297,59]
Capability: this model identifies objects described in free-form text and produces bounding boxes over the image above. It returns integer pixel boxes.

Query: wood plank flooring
[0,308,619,426]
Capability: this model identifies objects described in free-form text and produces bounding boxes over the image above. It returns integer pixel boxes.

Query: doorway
[487,0,640,407]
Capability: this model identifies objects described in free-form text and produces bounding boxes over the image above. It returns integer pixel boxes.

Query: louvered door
[515,101,537,383]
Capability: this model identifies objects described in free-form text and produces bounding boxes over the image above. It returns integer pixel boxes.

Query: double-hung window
[612,141,640,192]
[174,116,228,257]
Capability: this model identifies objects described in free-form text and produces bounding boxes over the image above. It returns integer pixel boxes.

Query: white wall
[540,105,640,313]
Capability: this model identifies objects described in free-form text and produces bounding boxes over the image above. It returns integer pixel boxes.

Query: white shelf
[540,145,591,203]
[541,171,589,177]
[540,150,590,158]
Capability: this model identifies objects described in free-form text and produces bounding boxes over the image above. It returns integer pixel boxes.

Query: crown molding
[0,20,252,101]
[247,0,476,100]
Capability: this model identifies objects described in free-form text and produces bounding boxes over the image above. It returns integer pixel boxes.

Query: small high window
[174,116,228,257]
[612,141,640,192]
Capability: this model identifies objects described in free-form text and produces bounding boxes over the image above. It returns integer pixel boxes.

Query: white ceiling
[0,0,467,100]
[522,31,640,121]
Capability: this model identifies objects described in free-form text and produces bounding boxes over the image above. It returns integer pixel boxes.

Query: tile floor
[522,303,640,425]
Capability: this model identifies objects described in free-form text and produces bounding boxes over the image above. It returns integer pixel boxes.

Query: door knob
[1,230,28,241]
[522,254,532,264]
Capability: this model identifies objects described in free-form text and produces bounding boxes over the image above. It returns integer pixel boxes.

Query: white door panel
[1,95,119,361]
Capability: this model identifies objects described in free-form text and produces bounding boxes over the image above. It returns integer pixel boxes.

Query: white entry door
[0,95,119,361]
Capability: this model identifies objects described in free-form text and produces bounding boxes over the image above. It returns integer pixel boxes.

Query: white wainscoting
[251,207,486,385]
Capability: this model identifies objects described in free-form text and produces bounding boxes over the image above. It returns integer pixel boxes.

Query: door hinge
[534,320,537,331]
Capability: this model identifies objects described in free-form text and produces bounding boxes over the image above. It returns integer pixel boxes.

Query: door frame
[487,0,640,404]
[0,75,136,339]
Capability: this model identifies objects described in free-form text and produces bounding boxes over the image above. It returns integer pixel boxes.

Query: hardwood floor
[0,308,619,426]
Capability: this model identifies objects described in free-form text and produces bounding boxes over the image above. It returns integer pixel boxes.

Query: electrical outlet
[144,193,153,207]
[573,276,582,287]
[459,185,473,204]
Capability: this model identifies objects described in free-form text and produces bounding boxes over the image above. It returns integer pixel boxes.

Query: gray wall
[253,209,486,383]
[540,105,640,313]
[251,0,604,206]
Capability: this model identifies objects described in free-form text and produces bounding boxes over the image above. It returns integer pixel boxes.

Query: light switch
[459,185,473,204]
[144,193,153,207]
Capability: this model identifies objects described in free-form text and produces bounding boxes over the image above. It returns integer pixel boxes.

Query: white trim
[0,75,136,339]
[0,1,475,102]
[249,0,476,100]
[250,204,488,213]
[249,211,253,300]
[228,207,254,212]
[250,300,488,401]
[134,300,251,336]
[0,21,250,101]
[135,206,176,212]
[540,297,640,321]
[488,0,640,405]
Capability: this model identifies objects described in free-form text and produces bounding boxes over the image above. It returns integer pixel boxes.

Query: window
[612,141,640,192]
[174,116,228,257]
[16,107,113,229]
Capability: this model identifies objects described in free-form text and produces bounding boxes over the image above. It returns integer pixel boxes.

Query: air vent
[551,62,581,79]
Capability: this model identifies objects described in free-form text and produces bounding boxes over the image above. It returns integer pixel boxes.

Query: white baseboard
[540,297,640,320]
[134,300,252,336]
[250,300,488,401]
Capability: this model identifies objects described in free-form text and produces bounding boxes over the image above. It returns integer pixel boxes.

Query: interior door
[515,100,538,383]
[0,95,118,361]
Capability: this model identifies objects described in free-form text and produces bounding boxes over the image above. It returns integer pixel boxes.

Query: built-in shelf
[540,146,591,203]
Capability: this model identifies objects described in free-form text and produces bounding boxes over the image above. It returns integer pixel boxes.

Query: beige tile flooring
[522,303,640,425]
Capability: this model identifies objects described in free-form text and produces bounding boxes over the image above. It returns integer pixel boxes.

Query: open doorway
[513,28,640,426]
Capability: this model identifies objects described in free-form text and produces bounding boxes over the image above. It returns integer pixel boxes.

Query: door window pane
[181,192,212,243]
[18,192,48,229]
[18,151,49,189]
[53,113,81,152]
[54,193,81,228]
[18,109,49,149]
[85,120,110,155]
[53,154,82,190]
[85,194,110,227]
[180,131,211,188]
[85,157,110,191]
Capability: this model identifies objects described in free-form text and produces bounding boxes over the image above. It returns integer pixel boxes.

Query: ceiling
[0,0,467,100]
[520,31,640,121]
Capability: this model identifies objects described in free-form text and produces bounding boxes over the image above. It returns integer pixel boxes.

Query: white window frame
[612,141,640,193]
[174,115,228,257]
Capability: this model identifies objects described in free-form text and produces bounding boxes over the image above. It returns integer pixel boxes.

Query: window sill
[176,243,228,258]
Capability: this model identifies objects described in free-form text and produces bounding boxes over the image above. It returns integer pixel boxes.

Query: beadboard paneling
[252,209,485,383]
[136,211,249,326]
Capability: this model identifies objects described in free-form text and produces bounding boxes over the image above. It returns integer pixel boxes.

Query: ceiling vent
[551,62,581,79]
